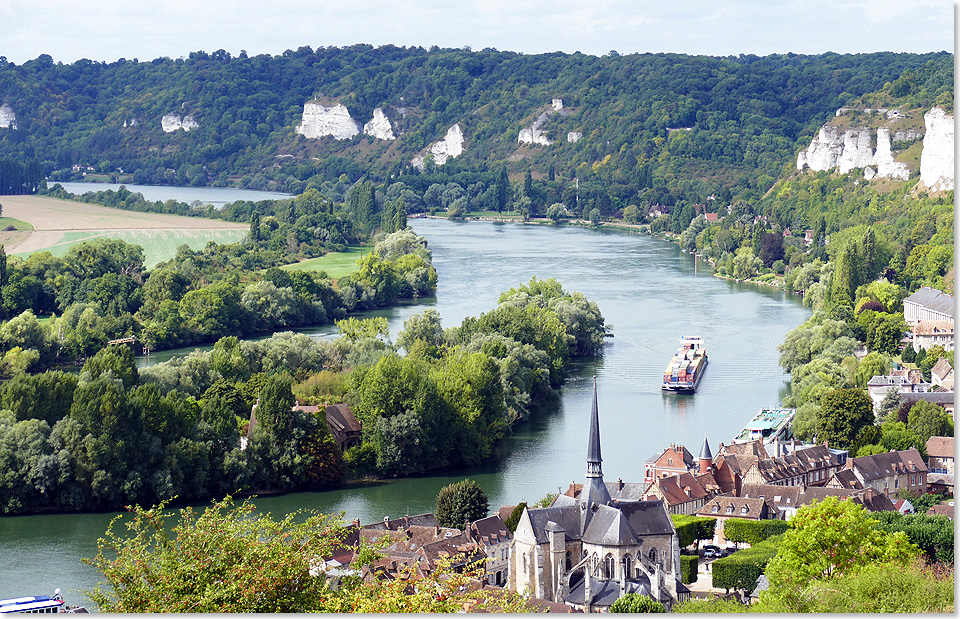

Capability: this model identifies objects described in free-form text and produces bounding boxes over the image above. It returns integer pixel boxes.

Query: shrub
[609,593,665,613]
[671,514,717,548]
[711,535,782,594]
[722,518,791,545]
[680,554,699,584]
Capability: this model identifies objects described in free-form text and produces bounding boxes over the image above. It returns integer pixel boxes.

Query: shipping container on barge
[661,336,708,393]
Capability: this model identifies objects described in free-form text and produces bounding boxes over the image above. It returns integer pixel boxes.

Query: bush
[711,535,782,594]
[609,593,665,613]
[722,518,791,545]
[671,514,717,548]
[680,554,699,584]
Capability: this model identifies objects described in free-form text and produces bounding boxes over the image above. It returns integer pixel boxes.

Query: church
[509,380,684,611]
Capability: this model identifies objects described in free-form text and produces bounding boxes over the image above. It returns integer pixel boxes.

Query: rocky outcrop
[161,114,198,133]
[874,128,909,181]
[296,102,360,140]
[567,132,582,143]
[412,124,465,169]
[518,98,570,146]
[919,107,954,192]
[0,104,17,130]
[837,129,873,174]
[797,125,844,171]
[363,108,395,140]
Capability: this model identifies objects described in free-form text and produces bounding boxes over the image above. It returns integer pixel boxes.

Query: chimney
[383,516,390,527]
[618,478,624,491]
[435,525,440,536]
[352,518,360,528]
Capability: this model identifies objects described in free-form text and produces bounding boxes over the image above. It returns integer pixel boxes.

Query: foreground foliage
[85,496,533,613]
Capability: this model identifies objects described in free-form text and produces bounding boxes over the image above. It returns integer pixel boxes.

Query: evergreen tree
[435,479,489,528]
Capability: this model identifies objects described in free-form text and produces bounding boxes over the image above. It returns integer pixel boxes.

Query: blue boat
[0,590,86,614]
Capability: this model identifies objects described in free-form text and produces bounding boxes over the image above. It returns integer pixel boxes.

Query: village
[292,285,954,613]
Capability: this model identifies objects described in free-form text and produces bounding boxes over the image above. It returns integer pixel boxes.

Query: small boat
[0,590,87,614]
[661,336,708,394]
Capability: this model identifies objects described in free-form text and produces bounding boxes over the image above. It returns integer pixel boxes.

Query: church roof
[582,505,640,546]
[525,505,583,544]
[617,500,675,536]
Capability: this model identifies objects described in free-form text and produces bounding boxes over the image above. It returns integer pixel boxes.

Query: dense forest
[0,48,952,213]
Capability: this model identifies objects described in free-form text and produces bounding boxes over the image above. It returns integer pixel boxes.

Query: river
[0,217,810,607]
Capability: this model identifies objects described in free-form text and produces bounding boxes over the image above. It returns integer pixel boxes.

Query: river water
[0,218,810,607]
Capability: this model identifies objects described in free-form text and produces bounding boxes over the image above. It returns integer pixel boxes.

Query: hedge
[711,534,783,594]
[680,554,699,584]
[722,518,791,545]
[869,511,954,565]
[671,515,718,548]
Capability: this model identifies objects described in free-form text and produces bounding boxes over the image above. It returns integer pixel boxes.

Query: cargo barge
[661,336,707,393]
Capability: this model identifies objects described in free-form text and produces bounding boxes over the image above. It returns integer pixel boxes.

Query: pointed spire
[586,376,602,475]
[699,433,712,461]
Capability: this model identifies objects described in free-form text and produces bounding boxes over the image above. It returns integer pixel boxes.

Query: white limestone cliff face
[412,124,465,169]
[837,129,874,174]
[919,107,954,192]
[162,114,198,133]
[567,132,582,143]
[362,108,395,140]
[0,104,17,130]
[518,110,553,146]
[874,128,910,181]
[797,125,844,171]
[296,102,360,140]
[518,98,571,146]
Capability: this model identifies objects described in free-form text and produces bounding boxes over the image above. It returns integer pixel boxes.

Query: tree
[85,496,531,613]
[396,309,444,353]
[762,496,919,598]
[906,401,953,443]
[817,388,875,449]
[588,207,602,225]
[504,502,527,532]
[435,479,489,528]
[494,167,510,214]
[622,204,640,224]
[610,593,665,613]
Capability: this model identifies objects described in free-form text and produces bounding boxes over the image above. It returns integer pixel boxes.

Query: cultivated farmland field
[0,195,249,267]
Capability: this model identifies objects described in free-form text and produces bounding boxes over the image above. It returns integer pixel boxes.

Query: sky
[0,0,954,65]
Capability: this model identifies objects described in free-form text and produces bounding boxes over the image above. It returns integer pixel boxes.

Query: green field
[0,217,35,231]
[280,246,364,278]
[14,229,249,267]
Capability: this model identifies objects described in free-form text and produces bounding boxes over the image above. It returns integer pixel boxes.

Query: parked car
[703,544,723,558]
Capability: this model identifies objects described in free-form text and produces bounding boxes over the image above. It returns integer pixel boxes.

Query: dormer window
[712,504,720,513]
[741,506,749,514]
[726,504,734,514]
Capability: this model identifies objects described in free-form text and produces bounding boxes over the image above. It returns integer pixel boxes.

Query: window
[649,547,657,563]
[668,458,674,466]
[741,506,749,514]
[712,504,720,513]
[911,475,916,486]
[604,554,615,579]
[726,504,734,514]
[624,555,632,577]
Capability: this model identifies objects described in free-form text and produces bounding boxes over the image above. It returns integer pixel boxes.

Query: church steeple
[579,377,612,520]
[586,377,603,479]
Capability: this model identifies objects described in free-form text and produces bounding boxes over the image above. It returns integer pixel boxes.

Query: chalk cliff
[796,125,843,171]
[296,102,360,140]
[919,107,954,192]
[363,108,395,140]
[161,114,198,133]
[518,98,571,146]
[412,124,465,169]
[836,129,874,174]
[874,128,909,181]
[0,104,18,130]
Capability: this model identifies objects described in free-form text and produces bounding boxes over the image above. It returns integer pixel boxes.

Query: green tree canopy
[435,478,489,528]
[817,388,875,449]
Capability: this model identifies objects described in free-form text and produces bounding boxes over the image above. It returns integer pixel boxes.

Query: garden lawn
[280,247,363,278]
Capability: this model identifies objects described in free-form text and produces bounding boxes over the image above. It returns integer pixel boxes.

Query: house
[899,391,955,417]
[903,287,954,325]
[926,436,954,475]
[892,499,915,515]
[930,358,954,390]
[704,212,718,222]
[696,496,779,544]
[740,484,896,520]
[292,402,363,451]
[926,503,954,520]
[644,444,696,484]
[642,472,711,515]
[912,321,955,353]
[738,484,802,520]
[866,372,931,411]
[510,381,683,611]
[470,515,513,587]
[838,448,928,498]
[926,473,954,495]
